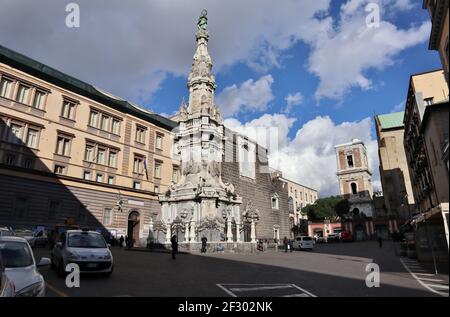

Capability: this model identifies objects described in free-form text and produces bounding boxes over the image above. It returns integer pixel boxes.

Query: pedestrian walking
[201,236,207,253]
[171,235,178,260]
[119,235,124,248]
[283,236,288,252]
[378,237,383,248]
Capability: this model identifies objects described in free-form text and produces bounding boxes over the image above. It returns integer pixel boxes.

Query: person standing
[378,237,383,248]
[201,236,207,253]
[283,236,288,253]
[119,235,124,248]
[171,235,178,260]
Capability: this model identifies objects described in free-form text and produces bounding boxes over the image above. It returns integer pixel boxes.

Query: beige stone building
[0,44,178,245]
[375,111,415,221]
[281,178,318,229]
[423,0,449,84]
[403,69,449,260]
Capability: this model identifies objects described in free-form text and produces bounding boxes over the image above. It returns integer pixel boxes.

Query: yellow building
[281,177,318,233]
[423,0,449,84]
[0,44,179,245]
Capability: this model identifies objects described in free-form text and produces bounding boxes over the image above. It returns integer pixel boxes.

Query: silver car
[0,236,50,297]
[51,229,113,276]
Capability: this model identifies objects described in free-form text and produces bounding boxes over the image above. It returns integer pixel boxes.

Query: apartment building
[0,44,178,245]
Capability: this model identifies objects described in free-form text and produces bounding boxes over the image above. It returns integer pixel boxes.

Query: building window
[32,90,46,109]
[48,200,59,219]
[83,171,91,180]
[96,173,104,183]
[112,119,121,135]
[155,133,163,150]
[288,197,294,212]
[154,160,162,178]
[154,185,160,193]
[100,114,110,131]
[9,123,23,144]
[133,181,141,190]
[15,197,28,219]
[56,135,71,156]
[347,155,354,168]
[0,77,13,98]
[133,156,144,174]
[84,144,94,161]
[424,97,434,106]
[23,157,34,169]
[89,110,98,127]
[26,128,39,148]
[295,190,297,198]
[108,151,117,168]
[136,125,146,144]
[103,208,112,226]
[107,176,115,185]
[15,84,30,104]
[4,153,16,165]
[97,147,106,165]
[300,192,303,200]
[54,165,66,175]
[351,182,358,195]
[172,166,179,183]
[61,100,76,120]
[271,194,279,210]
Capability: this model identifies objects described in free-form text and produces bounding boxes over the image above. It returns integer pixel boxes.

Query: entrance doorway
[128,211,140,246]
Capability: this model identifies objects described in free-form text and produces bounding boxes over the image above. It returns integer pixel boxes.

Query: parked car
[326,233,340,243]
[0,227,14,237]
[293,236,314,251]
[13,229,37,248]
[51,229,113,277]
[0,254,15,297]
[0,236,50,297]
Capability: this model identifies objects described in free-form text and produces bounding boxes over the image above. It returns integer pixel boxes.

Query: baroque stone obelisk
[159,10,243,248]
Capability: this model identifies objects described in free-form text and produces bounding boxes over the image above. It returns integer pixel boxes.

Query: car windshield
[0,241,33,268]
[68,232,107,248]
[302,237,313,241]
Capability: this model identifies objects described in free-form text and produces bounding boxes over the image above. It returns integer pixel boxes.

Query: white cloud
[0,0,330,103]
[308,0,430,100]
[225,114,380,197]
[216,75,275,117]
[283,92,304,113]
[392,100,406,112]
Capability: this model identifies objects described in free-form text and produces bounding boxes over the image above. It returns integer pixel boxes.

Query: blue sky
[0,0,441,196]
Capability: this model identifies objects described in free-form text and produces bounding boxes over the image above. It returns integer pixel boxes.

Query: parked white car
[293,236,314,251]
[0,236,50,297]
[51,229,113,277]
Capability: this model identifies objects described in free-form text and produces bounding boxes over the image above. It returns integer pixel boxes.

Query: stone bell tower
[159,10,243,247]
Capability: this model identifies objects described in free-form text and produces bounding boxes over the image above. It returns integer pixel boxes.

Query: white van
[293,236,314,251]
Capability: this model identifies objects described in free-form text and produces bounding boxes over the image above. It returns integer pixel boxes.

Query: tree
[301,196,349,221]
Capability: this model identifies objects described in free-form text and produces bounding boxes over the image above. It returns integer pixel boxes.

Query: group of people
[283,236,294,252]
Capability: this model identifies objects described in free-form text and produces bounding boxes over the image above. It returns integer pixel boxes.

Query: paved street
[32,241,448,297]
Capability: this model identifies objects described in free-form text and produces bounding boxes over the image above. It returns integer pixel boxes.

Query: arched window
[351,182,358,195]
[271,194,279,210]
[288,197,294,212]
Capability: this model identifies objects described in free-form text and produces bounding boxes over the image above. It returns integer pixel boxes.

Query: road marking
[216,284,237,297]
[46,282,70,298]
[230,285,293,292]
[400,258,449,297]
[417,278,444,282]
[217,283,316,298]
[426,284,449,289]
